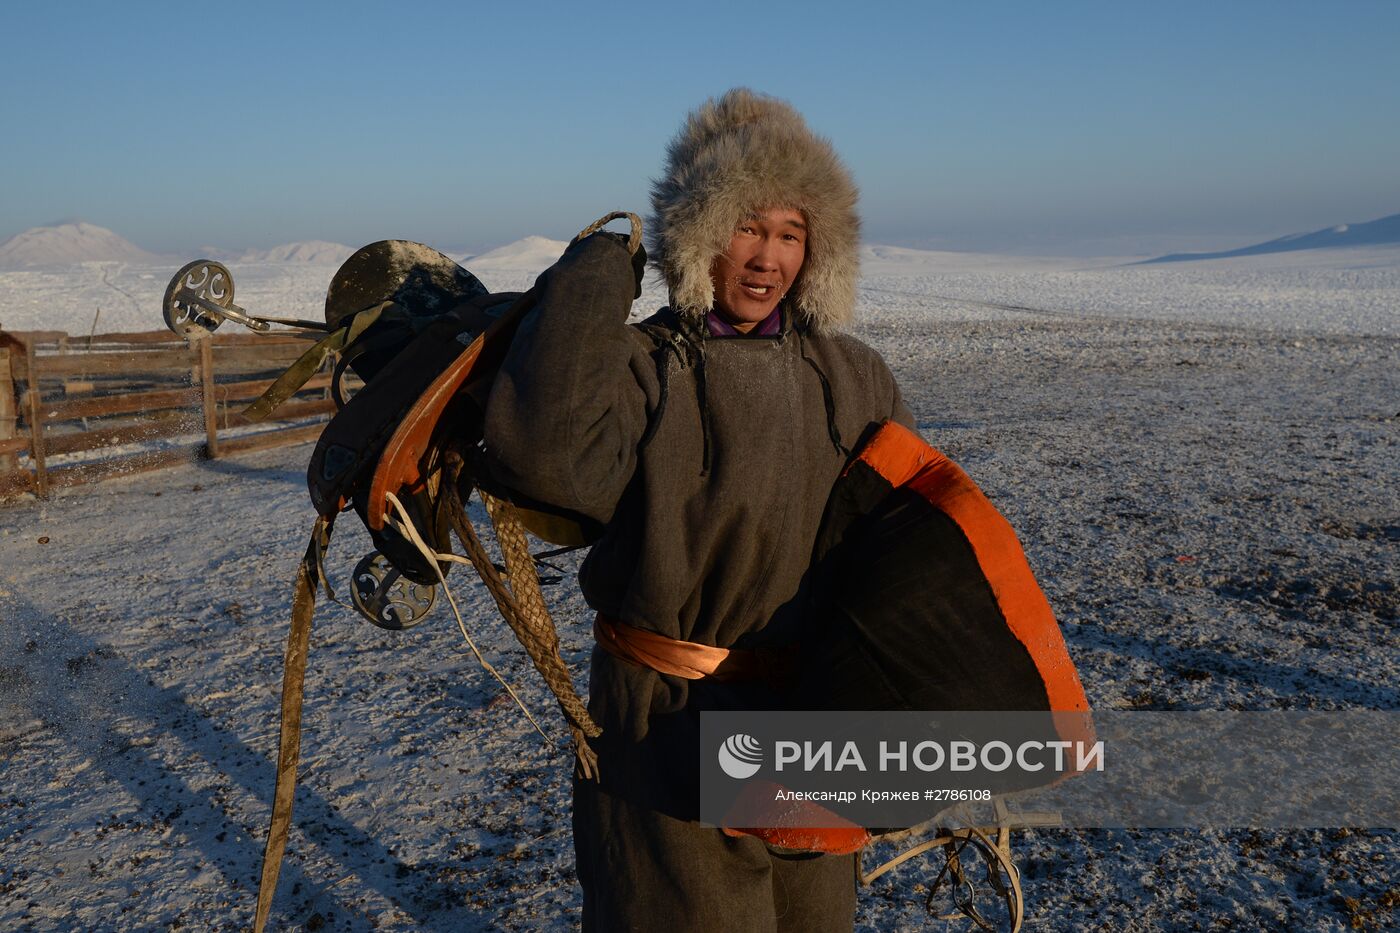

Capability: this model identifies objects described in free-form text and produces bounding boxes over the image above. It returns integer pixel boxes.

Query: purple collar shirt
[705,306,784,338]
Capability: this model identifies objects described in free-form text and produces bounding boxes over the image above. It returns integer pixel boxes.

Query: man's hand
[583,231,647,300]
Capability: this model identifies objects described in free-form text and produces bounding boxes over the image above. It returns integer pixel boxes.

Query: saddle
[248,212,641,933]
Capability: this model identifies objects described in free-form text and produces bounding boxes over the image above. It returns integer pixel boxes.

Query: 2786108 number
[928,788,992,801]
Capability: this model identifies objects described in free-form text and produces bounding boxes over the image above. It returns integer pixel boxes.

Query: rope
[796,328,850,458]
[477,489,602,779]
[574,211,643,255]
[383,490,549,743]
[442,467,597,730]
[383,476,602,784]
[451,486,601,774]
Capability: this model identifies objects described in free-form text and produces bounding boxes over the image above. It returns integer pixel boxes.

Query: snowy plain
[1,242,1397,931]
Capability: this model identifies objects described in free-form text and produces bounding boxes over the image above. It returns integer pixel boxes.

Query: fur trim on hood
[649,88,861,333]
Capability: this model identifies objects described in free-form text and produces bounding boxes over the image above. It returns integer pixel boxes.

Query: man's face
[708,207,807,332]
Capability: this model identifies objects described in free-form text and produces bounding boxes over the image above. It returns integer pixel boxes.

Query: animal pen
[0,328,344,499]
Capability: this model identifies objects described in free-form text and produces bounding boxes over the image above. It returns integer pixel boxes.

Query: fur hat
[649,88,861,332]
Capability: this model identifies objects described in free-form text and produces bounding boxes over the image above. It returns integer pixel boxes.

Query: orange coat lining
[853,421,1090,714]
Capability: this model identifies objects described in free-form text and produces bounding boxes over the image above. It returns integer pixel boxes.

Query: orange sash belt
[593,615,860,853]
[593,615,784,683]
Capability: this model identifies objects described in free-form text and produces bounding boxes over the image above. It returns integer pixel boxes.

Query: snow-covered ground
[2,247,1397,930]
[2,242,1398,338]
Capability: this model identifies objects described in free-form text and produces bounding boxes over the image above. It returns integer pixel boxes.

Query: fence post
[24,341,49,497]
[0,346,15,474]
[191,333,220,459]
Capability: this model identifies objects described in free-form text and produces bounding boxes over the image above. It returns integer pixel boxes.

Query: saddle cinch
[174,212,642,933]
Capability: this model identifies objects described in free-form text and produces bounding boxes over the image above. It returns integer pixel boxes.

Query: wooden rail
[0,328,354,499]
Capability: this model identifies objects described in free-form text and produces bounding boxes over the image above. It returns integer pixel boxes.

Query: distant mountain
[859,243,1109,273]
[1142,212,1400,263]
[238,240,354,264]
[0,221,157,268]
[463,235,568,270]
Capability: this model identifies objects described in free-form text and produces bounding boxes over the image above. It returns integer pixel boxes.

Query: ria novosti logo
[718,734,764,779]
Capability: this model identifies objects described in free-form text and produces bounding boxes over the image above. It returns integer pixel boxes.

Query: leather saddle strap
[243,301,396,422]
[252,516,329,933]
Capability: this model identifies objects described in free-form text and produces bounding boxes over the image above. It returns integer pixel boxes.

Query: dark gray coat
[484,234,913,817]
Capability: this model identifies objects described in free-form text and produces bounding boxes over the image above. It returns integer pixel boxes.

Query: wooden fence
[0,328,347,498]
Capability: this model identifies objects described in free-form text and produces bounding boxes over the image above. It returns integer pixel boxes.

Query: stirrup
[925,825,1023,932]
[858,800,1042,933]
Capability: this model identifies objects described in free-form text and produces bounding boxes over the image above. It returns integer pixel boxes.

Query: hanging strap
[382,489,549,741]
[252,515,331,933]
[439,457,601,779]
[243,301,398,422]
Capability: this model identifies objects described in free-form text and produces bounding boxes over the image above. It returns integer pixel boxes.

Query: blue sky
[3,0,1398,256]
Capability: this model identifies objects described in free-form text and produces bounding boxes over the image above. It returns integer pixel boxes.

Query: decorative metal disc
[163,259,234,336]
[350,551,436,630]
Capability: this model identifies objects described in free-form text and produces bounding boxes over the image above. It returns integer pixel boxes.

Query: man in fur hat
[485,88,914,931]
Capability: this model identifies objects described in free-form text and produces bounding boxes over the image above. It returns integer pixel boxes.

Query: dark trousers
[573,775,857,932]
